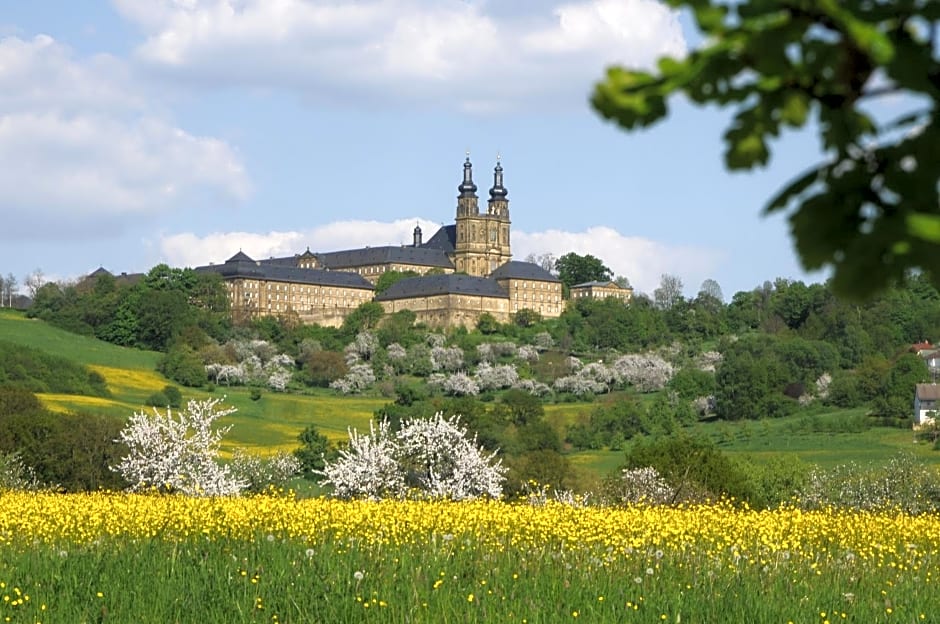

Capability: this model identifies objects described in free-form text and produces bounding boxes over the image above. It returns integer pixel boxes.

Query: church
[196,156,563,329]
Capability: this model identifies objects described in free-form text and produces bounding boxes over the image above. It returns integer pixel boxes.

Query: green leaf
[780,91,809,127]
[818,0,895,64]
[657,56,687,77]
[694,4,727,32]
[765,165,823,214]
[907,214,940,244]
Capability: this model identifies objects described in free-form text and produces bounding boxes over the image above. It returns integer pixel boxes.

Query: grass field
[2,492,939,623]
[2,308,938,477]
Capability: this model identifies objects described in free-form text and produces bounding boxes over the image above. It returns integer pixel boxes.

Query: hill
[0,309,380,453]
[1,308,937,477]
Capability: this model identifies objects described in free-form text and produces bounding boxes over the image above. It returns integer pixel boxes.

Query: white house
[914,384,940,428]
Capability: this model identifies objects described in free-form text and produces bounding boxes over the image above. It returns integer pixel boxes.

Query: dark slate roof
[375,274,507,301]
[89,267,113,278]
[490,261,560,282]
[314,245,453,270]
[422,225,456,254]
[226,251,255,263]
[259,255,303,267]
[572,280,629,289]
[197,259,373,290]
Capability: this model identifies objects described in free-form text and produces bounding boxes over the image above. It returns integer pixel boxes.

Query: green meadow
[1,308,936,477]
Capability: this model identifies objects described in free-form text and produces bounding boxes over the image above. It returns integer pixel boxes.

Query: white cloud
[158,220,724,295]
[0,35,249,240]
[513,226,725,295]
[113,0,686,111]
[158,218,439,267]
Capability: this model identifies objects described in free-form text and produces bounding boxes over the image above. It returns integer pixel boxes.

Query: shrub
[158,345,209,387]
[317,413,506,500]
[113,398,246,496]
[0,451,43,491]
[145,391,171,408]
[623,435,754,503]
[229,449,301,493]
[293,424,333,478]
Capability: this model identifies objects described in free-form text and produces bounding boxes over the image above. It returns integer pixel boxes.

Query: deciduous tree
[593,0,940,298]
[554,252,613,290]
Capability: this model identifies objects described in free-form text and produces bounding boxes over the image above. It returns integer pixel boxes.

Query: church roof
[197,259,374,290]
[490,261,559,282]
[422,225,456,254]
[312,245,453,270]
[375,274,507,301]
[226,250,255,263]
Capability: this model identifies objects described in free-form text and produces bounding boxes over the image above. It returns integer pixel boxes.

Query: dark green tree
[593,0,940,298]
[554,252,613,290]
[374,270,419,295]
[294,424,332,479]
[341,301,384,336]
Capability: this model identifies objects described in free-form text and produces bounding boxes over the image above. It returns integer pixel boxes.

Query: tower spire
[458,152,477,198]
[489,154,507,202]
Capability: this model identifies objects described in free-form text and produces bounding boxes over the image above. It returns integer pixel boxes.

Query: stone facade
[196,157,563,329]
[570,280,633,304]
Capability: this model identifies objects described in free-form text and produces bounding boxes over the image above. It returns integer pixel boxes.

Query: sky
[0,0,830,299]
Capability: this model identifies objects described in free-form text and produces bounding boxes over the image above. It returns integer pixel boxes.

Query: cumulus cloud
[158,220,723,295]
[513,226,725,295]
[158,218,440,268]
[112,0,686,111]
[0,34,249,241]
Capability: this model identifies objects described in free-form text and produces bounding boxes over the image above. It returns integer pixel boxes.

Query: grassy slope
[0,310,380,455]
[2,308,936,475]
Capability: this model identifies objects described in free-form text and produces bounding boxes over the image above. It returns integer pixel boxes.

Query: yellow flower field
[1,493,938,622]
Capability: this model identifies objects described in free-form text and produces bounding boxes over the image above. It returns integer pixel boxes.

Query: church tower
[454,155,512,276]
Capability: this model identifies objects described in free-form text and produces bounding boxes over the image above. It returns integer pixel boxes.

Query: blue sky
[0,0,827,298]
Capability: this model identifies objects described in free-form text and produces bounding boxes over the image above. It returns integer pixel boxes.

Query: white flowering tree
[229,449,302,493]
[511,378,552,397]
[113,398,247,496]
[618,467,677,505]
[516,345,539,363]
[430,346,465,372]
[318,413,506,500]
[532,331,555,351]
[429,372,480,396]
[611,353,675,392]
[474,362,520,391]
[330,363,377,394]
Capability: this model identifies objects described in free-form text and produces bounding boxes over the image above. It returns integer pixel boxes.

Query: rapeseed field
[1,492,938,622]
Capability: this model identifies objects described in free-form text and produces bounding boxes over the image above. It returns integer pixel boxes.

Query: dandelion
[353,571,364,581]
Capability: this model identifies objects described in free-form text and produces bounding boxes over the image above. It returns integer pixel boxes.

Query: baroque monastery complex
[195,157,572,329]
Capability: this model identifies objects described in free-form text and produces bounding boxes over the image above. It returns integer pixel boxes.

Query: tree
[554,252,613,290]
[341,301,384,335]
[374,270,419,295]
[593,0,940,298]
[317,413,506,500]
[698,279,724,303]
[24,269,45,299]
[2,273,16,307]
[653,273,685,310]
[113,397,246,496]
[524,252,557,273]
